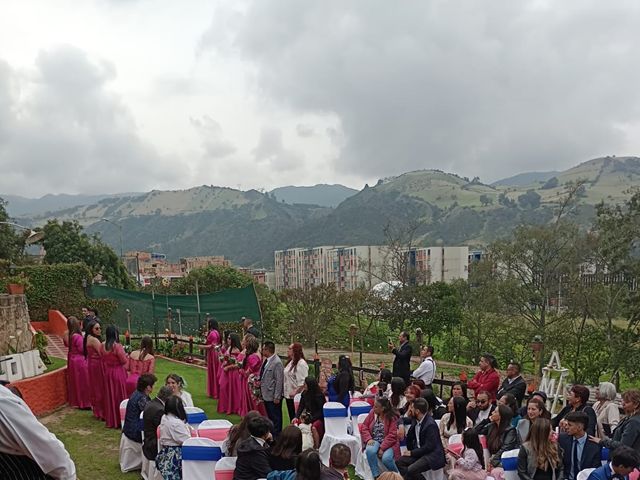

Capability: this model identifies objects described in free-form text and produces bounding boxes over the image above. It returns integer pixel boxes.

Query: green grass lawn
[42,357,247,480]
[45,356,67,373]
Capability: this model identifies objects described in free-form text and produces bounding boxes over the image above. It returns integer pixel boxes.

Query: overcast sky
[2,0,640,196]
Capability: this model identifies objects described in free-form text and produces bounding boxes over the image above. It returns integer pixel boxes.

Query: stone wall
[0,294,33,356]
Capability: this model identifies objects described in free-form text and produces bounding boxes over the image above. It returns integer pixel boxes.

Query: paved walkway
[46,335,66,359]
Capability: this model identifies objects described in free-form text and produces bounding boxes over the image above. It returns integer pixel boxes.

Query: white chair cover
[182,437,222,480]
[119,399,129,429]
[448,434,462,445]
[423,468,445,480]
[501,448,520,480]
[185,406,207,428]
[119,433,142,472]
[319,402,366,479]
[215,456,237,480]
[577,469,596,480]
[294,393,302,413]
[349,401,371,439]
[197,419,233,442]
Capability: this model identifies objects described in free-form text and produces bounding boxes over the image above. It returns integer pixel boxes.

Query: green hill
[10,156,640,266]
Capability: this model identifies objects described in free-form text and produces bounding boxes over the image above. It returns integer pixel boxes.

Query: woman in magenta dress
[65,316,91,409]
[102,325,129,429]
[217,333,243,415]
[239,334,266,416]
[84,320,105,419]
[125,335,155,396]
[203,318,221,399]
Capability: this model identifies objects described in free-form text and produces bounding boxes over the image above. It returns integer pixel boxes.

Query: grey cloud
[0,45,181,196]
[252,126,303,171]
[191,116,236,158]
[201,1,640,181]
[296,123,314,137]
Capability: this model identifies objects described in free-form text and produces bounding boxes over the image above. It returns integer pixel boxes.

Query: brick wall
[10,367,68,416]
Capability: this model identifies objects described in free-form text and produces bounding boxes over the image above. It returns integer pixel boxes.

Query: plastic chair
[119,433,142,472]
[577,468,596,480]
[182,437,223,480]
[119,399,129,429]
[501,448,520,480]
[323,402,349,436]
[447,433,464,456]
[215,456,237,480]
[197,419,232,441]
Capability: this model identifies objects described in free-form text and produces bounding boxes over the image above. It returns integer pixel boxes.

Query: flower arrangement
[248,373,262,404]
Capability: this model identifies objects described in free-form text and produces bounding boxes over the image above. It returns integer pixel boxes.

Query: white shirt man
[0,385,76,479]
[412,345,436,386]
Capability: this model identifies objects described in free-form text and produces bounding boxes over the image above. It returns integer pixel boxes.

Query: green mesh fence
[88,285,261,338]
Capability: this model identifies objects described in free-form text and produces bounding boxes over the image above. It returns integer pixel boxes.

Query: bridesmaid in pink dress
[84,320,105,420]
[217,333,242,415]
[125,336,155,396]
[102,325,129,429]
[65,316,91,409]
[239,334,266,416]
[204,318,221,399]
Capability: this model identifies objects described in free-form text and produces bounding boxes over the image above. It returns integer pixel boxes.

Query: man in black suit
[467,390,496,426]
[396,397,446,480]
[497,362,527,406]
[559,411,602,480]
[142,385,173,463]
[389,331,412,385]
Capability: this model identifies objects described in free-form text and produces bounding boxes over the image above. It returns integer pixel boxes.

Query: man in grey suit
[260,341,284,436]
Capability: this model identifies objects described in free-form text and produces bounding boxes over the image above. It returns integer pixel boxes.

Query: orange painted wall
[10,368,68,416]
[30,310,68,335]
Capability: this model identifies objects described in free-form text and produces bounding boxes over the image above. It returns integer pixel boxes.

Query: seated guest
[360,397,401,478]
[518,391,548,419]
[398,385,423,440]
[559,412,602,480]
[468,391,496,426]
[593,382,620,439]
[364,369,393,398]
[396,397,446,480]
[234,416,274,480]
[123,374,157,444]
[0,385,76,479]
[552,385,597,436]
[587,445,639,480]
[498,393,521,427]
[296,376,326,438]
[222,410,262,457]
[321,443,351,480]
[156,396,192,480]
[467,354,500,402]
[451,382,470,404]
[268,448,323,480]
[142,386,173,467]
[295,411,320,450]
[590,389,640,452]
[421,388,447,420]
[329,355,354,408]
[517,418,563,480]
[165,373,194,408]
[440,396,473,447]
[389,377,407,411]
[474,404,519,471]
[517,397,548,443]
[269,425,303,471]
[448,428,486,480]
[496,362,526,406]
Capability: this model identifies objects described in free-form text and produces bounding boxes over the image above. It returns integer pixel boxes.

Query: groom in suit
[260,341,284,436]
[559,412,602,480]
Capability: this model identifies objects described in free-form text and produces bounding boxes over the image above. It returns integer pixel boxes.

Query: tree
[174,265,253,294]
[279,284,343,345]
[517,190,541,209]
[541,177,559,190]
[498,192,516,208]
[408,282,462,344]
[42,220,134,288]
[0,198,25,262]
[479,194,493,207]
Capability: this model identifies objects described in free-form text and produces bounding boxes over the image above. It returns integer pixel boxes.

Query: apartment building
[180,256,230,273]
[275,245,470,291]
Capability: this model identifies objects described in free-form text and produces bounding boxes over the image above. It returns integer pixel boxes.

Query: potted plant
[3,273,31,295]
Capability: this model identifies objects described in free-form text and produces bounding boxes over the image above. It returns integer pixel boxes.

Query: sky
[2,0,640,196]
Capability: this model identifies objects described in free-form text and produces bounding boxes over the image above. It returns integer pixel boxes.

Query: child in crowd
[447,428,486,480]
[296,411,320,450]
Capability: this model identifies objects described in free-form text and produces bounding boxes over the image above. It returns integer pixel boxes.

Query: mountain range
[4,156,640,267]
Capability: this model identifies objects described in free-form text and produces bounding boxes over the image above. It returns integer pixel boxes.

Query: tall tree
[0,198,24,262]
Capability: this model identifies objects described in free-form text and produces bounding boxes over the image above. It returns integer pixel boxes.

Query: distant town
[123,246,484,291]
